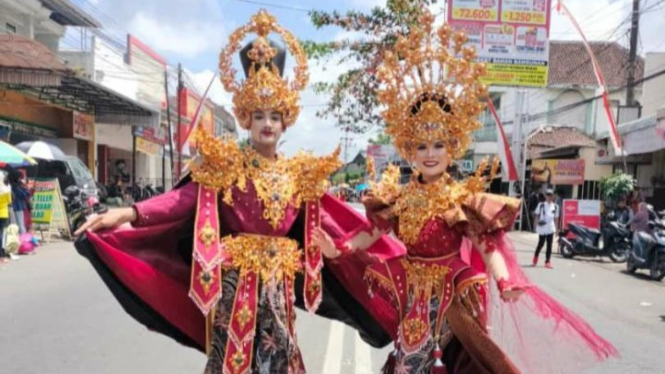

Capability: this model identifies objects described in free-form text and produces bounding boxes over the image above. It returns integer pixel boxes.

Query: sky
[70,0,665,160]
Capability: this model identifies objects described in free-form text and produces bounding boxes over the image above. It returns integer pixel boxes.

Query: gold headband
[377,10,488,159]
[218,10,308,129]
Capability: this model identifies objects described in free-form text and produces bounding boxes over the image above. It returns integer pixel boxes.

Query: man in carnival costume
[313,10,619,374]
[75,10,403,373]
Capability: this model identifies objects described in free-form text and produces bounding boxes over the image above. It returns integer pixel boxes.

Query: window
[5,23,16,34]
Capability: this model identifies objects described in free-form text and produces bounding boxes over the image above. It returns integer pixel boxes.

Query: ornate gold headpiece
[377,10,488,160]
[219,10,308,130]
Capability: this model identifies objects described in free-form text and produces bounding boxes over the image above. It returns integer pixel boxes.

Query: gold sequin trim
[222,235,301,282]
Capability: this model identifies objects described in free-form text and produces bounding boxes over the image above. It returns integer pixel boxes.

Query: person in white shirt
[533,189,559,269]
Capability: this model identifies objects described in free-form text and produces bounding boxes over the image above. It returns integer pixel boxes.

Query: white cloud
[279,58,377,159]
[128,12,224,59]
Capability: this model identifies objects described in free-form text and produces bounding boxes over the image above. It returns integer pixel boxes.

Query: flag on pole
[487,100,519,181]
[556,0,623,155]
[179,72,218,153]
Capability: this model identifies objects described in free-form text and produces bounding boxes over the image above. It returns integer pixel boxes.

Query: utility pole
[626,0,640,107]
[510,89,524,198]
[340,127,354,183]
[341,127,354,164]
[164,69,174,189]
[176,63,183,181]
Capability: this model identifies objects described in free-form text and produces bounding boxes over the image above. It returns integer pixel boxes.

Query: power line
[233,0,311,12]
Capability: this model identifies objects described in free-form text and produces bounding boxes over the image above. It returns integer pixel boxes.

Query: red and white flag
[557,0,623,155]
[179,72,218,155]
[487,100,519,181]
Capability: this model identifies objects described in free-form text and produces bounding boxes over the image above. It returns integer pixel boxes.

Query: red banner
[562,199,601,237]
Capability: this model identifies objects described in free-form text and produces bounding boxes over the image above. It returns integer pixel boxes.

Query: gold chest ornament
[190,128,340,229]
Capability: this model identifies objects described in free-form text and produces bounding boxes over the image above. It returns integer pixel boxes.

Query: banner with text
[73,111,94,141]
[531,159,585,185]
[447,0,552,87]
[30,179,70,239]
[562,199,601,238]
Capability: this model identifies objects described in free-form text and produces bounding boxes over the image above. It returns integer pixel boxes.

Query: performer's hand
[312,227,340,259]
[500,288,525,302]
[74,207,137,236]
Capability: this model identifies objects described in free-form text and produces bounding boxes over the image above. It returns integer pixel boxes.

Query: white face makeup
[249,110,284,149]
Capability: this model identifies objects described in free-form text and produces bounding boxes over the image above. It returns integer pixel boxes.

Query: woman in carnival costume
[313,10,619,374]
[75,10,403,374]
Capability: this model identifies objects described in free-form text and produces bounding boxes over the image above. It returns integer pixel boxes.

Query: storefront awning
[38,74,160,127]
[0,36,159,127]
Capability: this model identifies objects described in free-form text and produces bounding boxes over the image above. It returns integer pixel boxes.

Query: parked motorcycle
[62,186,107,239]
[627,210,665,281]
[558,213,631,263]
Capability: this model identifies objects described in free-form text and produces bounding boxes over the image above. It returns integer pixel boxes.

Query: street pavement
[2,228,665,373]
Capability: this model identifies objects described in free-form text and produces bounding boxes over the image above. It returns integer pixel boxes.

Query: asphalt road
[1,230,664,373]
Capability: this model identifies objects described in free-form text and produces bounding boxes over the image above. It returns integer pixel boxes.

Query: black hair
[409,92,452,116]
[239,39,286,78]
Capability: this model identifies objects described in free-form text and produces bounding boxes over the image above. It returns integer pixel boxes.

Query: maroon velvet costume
[76,178,404,373]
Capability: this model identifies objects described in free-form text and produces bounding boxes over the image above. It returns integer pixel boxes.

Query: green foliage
[599,172,636,207]
[368,132,392,145]
[304,0,438,133]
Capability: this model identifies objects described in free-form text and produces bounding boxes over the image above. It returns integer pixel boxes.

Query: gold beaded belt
[221,234,302,281]
[402,258,451,296]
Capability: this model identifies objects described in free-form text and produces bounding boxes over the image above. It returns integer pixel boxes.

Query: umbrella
[356,183,369,192]
[0,141,37,167]
[16,141,66,160]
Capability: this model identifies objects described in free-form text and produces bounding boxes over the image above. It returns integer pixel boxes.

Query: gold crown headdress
[219,10,308,130]
[377,10,488,160]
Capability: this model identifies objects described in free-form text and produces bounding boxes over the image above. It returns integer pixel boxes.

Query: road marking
[322,321,345,374]
[354,331,373,374]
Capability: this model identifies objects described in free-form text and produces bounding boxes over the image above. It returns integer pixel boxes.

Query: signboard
[531,159,585,185]
[136,137,160,155]
[30,179,70,242]
[562,199,601,237]
[134,126,168,145]
[457,159,474,172]
[448,0,552,87]
[366,144,399,175]
[73,111,94,141]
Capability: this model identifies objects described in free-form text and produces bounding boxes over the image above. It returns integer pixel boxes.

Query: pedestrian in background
[533,189,559,269]
[0,171,12,264]
[9,168,30,234]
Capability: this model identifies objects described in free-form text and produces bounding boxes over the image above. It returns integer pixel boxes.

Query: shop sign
[73,111,94,141]
[562,199,601,238]
[531,159,584,185]
[134,126,168,145]
[447,0,552,87]
[30,179,70,239]
[457,159,474,172]
[136,137,160,155]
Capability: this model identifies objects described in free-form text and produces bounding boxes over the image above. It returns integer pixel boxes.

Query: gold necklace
[243,146,298,229]
[394,174,470,244]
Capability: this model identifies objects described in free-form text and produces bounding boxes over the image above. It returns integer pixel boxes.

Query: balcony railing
[472,126,497,142]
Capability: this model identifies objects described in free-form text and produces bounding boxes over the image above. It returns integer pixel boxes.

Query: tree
[368,132,392,145]
[600,172,636,209]
[304,0,437,133]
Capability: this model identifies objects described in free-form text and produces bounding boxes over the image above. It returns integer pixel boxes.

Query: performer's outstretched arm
[75,181,198,234]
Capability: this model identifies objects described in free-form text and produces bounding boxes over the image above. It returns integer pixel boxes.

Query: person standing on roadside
[533,189,559,268]
[0,171,12,264]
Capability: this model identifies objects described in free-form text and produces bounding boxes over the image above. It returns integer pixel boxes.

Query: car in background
[24,156,98,198]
